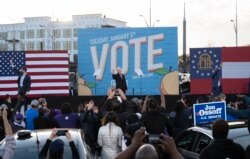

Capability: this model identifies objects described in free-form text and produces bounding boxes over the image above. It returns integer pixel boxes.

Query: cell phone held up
[56,130,68,136]
[145,134,162,144]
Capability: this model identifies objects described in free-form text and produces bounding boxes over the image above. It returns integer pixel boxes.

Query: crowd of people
[0,87,250,159]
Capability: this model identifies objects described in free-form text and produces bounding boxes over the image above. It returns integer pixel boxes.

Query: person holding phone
[0,108,16,159]
[39,128,79,159]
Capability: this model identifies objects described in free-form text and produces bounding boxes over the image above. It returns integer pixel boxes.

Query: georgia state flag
[190,48,221,94]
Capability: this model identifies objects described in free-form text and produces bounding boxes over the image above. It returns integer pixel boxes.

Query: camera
[56,130,68,136]
[145,134,161,144]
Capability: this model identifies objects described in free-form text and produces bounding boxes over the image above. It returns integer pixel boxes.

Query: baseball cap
[31,99,39,107]
[15,113,24,120]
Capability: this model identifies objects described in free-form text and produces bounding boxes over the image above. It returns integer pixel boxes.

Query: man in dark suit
[112,67,127,94]
[10,59,31,113]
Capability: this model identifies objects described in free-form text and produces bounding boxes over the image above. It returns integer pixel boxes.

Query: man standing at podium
[112,67,127,94]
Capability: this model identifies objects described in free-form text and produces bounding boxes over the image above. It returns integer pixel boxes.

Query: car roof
[13,129,80,147]
[0,129,91,159]
[187,120,249,139]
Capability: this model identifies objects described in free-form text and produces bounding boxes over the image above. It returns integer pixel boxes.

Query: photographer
[80,100,100,154]
[39,128,79,159]
[0,108,16,159]
[115,127,184,159]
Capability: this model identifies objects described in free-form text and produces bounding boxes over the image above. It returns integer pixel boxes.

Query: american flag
[0,51,69,97]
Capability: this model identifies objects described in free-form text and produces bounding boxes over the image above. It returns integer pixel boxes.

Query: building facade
[0,14,127,62]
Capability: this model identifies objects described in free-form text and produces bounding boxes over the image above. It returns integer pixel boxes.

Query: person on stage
[212,63,222,97]
[10,59,31,113]
[112,67,127,94]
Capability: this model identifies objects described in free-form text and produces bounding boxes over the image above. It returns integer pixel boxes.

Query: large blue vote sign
[77,27,178,95]
[193,101,227,126]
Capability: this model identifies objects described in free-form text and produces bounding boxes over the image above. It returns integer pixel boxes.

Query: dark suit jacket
[112,73,127,93]
[13,67,31,93]
[212,67,221,88]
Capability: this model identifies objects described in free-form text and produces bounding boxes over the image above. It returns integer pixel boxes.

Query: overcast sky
[1,0,249,54]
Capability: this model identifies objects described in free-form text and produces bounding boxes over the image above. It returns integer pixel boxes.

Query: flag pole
[183,3,187,73]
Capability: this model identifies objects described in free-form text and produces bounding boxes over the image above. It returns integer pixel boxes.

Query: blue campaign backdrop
[78,27,178,95]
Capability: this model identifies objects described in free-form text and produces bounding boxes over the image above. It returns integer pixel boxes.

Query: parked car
[175,121,250,159]
[0,129,93,159]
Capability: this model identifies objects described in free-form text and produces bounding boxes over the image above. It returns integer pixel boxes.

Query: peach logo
[155,68,179,95]
[77,74,95,96]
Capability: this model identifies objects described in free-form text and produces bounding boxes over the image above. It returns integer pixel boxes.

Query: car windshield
[233,135,250,150]
[0,130,87,159]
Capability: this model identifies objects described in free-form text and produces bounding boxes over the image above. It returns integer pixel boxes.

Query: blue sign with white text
[193,101,227,126]
[77,27,178,95]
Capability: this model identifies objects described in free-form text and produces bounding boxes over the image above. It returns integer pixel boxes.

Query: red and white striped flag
[222,47,250,94]
[0,50,69,97]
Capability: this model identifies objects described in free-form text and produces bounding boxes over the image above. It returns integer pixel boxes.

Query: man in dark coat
[200,119,245,159]
[34,108,58,130]
[112,67,127,94]
[140,98,172,136]
[80,101,100,154]
[10,59,31,113]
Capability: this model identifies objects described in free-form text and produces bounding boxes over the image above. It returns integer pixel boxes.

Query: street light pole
[140,0,159,28]
[6,29,19,51]
[152,20,160,27]
[235,0,238,47]
[149,0,151,27]
[140,15,149,27]
[231,19,238,47]
[230,0,238,47]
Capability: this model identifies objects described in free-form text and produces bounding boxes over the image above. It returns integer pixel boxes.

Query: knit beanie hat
[49,139,64,157]
[212,119,229,139]
[15,113,24,121]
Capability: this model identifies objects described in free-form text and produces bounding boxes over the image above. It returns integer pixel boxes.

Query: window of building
[73,41,77,50]
[20,42,25,50]
[0,43,8,51]
[0,32,7,40]
[26,30,35,38]
[26,42,34,50]
[63,29,72,38]
[53,29,61,38]
[73,28,78,37]
[54,41,61,50]
[37,29,45,38]
[20,31,25,39]
[36,41,44,50]
[63,41,71,50]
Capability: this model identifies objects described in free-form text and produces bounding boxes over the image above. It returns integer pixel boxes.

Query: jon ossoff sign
[193,101,227,126]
